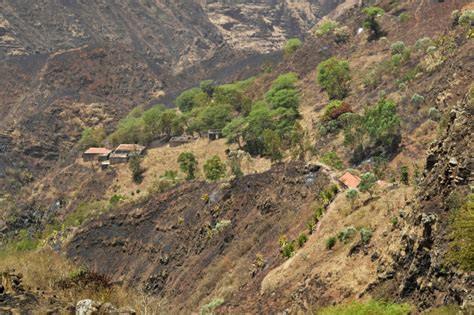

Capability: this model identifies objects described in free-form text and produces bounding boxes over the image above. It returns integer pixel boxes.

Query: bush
[297,233,308,248]
[203,155,226,181]
[129,156,145,183]
[314,19,339,37]
[320,151,344,170]
[400,165,409,185]
[175,88,205,112]
[265,88,299,109]
[346,189,358,209]
[178,152,198,180]
[326,236,337,250]
[337,227,357,244]
[362,7,385,39]
[200,80,215,97]
[458,10,474,26]
[109,194,125,205]
[428,107,441,121]
[280,237,295,258]
[411,93,425,105]
[333,26,350,43]
[262,129,283,162]
[415,37,434,51]
[360,228,373,244]
[317,57,351,100]
[284,38,303,56]
[79,127,106,149]
[200,298,224,315]
[359,172,377,195]
[448,194,474,271]
[322,100,352,121]
[390,41,406,55]
[399,12,410,23]
[318,300,412,315]
[307,219,316,235]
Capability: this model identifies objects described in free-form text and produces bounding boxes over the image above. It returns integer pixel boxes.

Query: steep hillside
[0,0,473,314]
[0,0,338,193]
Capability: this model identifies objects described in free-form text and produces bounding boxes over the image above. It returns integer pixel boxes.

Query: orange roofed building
[338,171,361,189]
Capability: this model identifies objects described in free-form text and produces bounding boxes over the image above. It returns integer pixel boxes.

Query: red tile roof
[84,147,112,155]
[115,144,146,152]
[339,172,361,189]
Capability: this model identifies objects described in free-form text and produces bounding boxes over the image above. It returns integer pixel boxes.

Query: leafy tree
[178,152,198,180]
[265,88,299,109]
[109,117,148,146]
[188,104,233,135]
[320,151,344,170]
[142,104,165,137]
[400,165,409,185]
[289,122,311,160]
[200,80,215,97]
[283,38,303,56]
[203,155,227,181]
[241,102,275,155]
[317,57,351,99]
[79,127,106,149]
[359,172,377,196]
[268,72,298,91]
[129,156,144,183]
[342,99,401,164]
[223,117,246,148]
[346,189,358,210]
[175,87,205,112]
[226,149,248,178]
[158,109,184,139]
[213,84,252,113]
[262,129,283,162]
[362,6,385,39]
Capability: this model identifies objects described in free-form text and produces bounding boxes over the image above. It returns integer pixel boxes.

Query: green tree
[289,122,311,160]
[203,155,227,181]
[400,165,409,185]
[109,117,148,146]
[142,104,165,138]
[342,99,401,164]
[188,104,233,135]
[200,80,215,97]
[178,152,198,180]
[175,87,205,112]
[265,88,299,109]
[158,109,184,139]
[317,57,351,99]
[129,156,144,183]
[213,84,252,113]
[346,189,358,210]
[262,129,283,162]
[79,127,106,149]
[241,102,275,155]
[283,38,303,56]
[223,117,246,148]
[362,6,385,39]
[359,172,377,196]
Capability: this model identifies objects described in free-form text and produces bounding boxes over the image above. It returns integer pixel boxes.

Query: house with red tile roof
[338,171,361,189]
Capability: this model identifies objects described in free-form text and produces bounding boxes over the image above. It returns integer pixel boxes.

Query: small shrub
[318,300,412,315]
[203,155,226,181]
[326,236,337,250]
[400,165,409,185]
[391,41,406,55]
[362,7,385,39]
[315,19,339,37]
[415,37,434,51]
[337,227,357,244]
[297,233,308,248]
[281,240,295,258]
[333,26,350,43]
[411,93,425,105]
[458,10,474,27]
[360,228,373,244]
[307,219,316,235]
[129,156,144,183]
[255,253,266,269]
[178,152,198,180]
[426,46,437,53]
[284,38,303,56]
[320,151,344,170]
[391,216,399,227]
[346,189,358,210]
[109,194,125,205]
[359,172,377,196]
[200,298,224,315]
[399,12,410,23]
[428,107,441,121]
[322,100,353,121]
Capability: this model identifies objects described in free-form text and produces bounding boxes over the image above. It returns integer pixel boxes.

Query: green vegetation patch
[318,300,412,315]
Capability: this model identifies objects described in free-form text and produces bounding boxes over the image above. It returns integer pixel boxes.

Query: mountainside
[0,0,339,192]
[0,0,473,314]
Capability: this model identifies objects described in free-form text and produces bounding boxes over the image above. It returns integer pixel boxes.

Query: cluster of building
[82,144,146,169]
